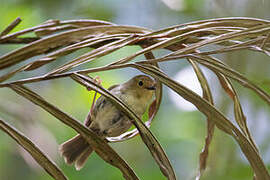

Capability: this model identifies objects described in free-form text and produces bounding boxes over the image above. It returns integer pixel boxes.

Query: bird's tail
[59,134,93,170]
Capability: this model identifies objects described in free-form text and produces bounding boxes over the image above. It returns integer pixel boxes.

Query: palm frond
[1,17,270,179]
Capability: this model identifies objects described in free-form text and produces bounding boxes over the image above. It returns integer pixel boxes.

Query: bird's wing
[88,84,119,124]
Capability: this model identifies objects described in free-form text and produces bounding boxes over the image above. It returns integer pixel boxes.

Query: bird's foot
[86,76,102,91]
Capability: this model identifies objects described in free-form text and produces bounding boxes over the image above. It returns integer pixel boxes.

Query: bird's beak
[146,85,156,90]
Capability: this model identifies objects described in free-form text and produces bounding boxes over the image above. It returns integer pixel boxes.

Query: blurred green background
[0,0,270,179]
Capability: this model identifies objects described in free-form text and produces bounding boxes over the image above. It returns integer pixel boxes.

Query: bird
[59,75,156,170]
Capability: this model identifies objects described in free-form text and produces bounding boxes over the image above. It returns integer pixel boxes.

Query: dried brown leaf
[0,118,67,180]
[46,35,139,76]
[1,17,270,180]
[9,84,139,180]
[0,25,149,70]
[70,73,176,180]
[146,17,270,37]
[0,17,21,37]
[132,63,270,180]
[187,58,215,180]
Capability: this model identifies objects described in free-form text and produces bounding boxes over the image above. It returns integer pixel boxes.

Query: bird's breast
[90,89,150,137]
[119,92,147,116]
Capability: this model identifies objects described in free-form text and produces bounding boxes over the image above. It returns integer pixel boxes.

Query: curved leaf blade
[9,84,139,180]
[0,118,68,180]
[132,63,270,180]
[71,73,176,180]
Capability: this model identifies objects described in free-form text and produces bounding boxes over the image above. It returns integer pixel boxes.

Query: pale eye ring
[138,80,143,86]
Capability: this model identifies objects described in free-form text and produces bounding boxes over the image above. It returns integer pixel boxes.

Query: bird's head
[122,75,156,99]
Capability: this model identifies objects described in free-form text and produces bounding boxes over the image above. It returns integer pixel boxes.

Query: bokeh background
[0,0,270,179]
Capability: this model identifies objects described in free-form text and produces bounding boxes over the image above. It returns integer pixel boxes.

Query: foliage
[0,17,270,180]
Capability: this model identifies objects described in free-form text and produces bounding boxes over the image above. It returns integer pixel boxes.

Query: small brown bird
[59,75,156,170]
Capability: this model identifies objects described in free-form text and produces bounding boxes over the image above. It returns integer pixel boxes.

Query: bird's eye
[138,80,143,86]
